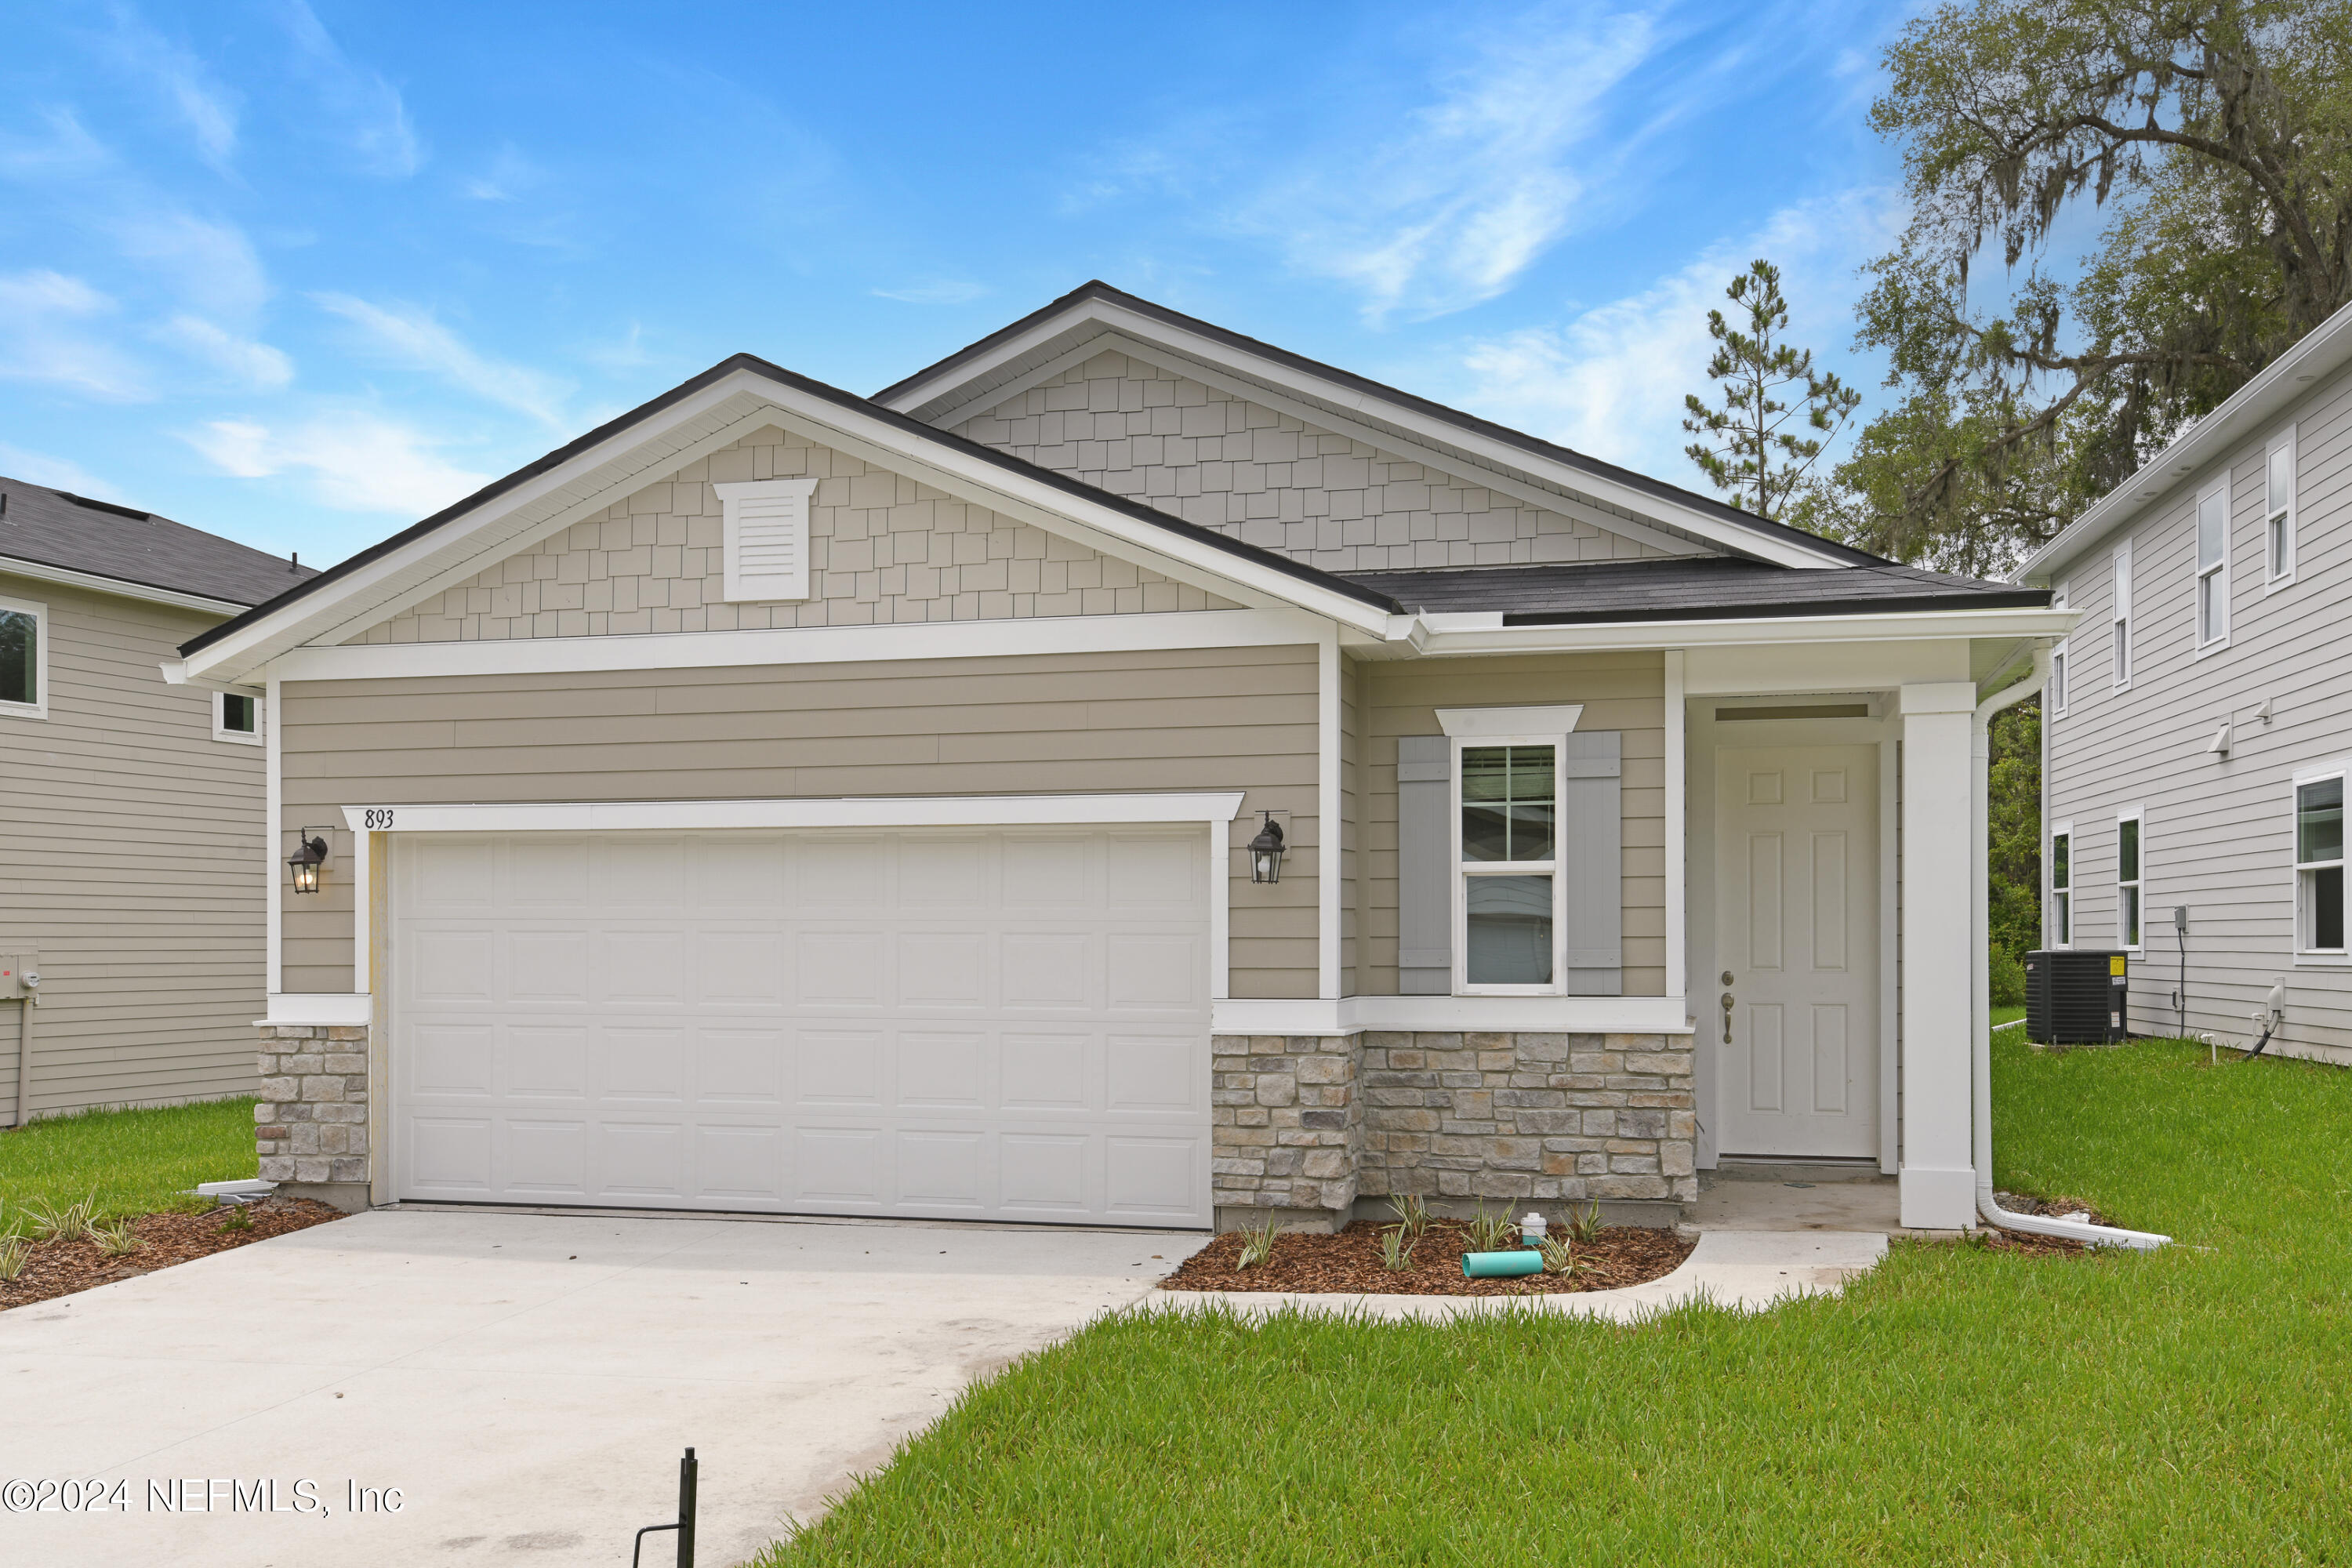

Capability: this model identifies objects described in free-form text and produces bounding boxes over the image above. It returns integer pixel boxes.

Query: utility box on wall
[2025,950,2129,1044]
[0,956,27,1001]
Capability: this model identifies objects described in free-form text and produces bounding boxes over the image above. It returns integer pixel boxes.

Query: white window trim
[1447,732,1570,997]
[2049,583,2070,719]
[2292,759,2350,965]
[2114,804,2145,953]
[2263,424,2297,591]
[715,475,818,604]
[2111,541,2132,691]
[2193,477,2231,655]
[0,593,49,721]
[2049,819,2074,949]
[213,688,264,745]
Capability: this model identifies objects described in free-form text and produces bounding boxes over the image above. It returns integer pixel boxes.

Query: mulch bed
[1161,1218,1694,1297]
[1,1198,346,1312]
[1972,1190,2118,1257]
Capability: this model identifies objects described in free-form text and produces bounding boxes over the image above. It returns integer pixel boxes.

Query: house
[2,477,318,1125]
[2019,299,2352,1065]
[165,282,2069,1231]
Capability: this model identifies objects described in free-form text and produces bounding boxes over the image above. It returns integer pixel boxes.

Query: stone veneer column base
[255,1024,372,1213]
[1210,1034,1363,1232]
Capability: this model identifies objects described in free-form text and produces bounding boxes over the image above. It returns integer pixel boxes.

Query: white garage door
[391,827,1211,1226]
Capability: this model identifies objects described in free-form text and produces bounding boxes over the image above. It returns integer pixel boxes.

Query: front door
[1715,743,1878,1159]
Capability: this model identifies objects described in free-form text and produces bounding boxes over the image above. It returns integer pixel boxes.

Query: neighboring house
[2020,300,2352,1065]
[1,477,318,1124]
[167,281,2069,1231]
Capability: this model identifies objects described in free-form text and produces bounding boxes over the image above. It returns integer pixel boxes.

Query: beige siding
[1357,652,1668,995]
[0,573,263,1119]
[350,424,1239,646]
[2045,360,2352,1062]
[953,350,1680,574]
[278,644,1323,999]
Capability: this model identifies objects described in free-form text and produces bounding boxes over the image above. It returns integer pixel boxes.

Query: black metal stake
[632,1447,698,1568]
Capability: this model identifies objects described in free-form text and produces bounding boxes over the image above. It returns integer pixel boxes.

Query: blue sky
[2,0,1919,565]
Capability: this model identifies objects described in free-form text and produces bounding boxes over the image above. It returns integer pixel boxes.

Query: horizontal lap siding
[0,575,263,1118]
[278,644,1322,998]
[2047,363,2352,1061]
[1358,652,1668,995]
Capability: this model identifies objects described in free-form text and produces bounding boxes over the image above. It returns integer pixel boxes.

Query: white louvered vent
[715,477,818,602]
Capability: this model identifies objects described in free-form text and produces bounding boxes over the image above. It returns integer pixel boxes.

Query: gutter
[1970,649,2170,1250]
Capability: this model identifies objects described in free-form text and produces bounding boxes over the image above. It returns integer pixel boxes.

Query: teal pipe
[1461,1249,1542,1279]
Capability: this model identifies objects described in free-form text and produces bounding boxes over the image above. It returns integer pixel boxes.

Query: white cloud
[0,270,148,400]
[871,281,990,305]
[459,144,539,201]
[0,441,122,500]
[103,5,240,172]
[281,0,423,178]
[157,314,294,389]
[183,413,488,515]
[0,107,112,179]
[111,209,271,322]
[1452,190,1900,485]
[312,293,571,427]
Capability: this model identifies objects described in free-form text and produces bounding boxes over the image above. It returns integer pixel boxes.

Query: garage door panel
[396,827,1210,1227]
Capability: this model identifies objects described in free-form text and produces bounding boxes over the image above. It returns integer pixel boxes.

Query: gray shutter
[1558,730,1623,996]
[1396,735,1452,994]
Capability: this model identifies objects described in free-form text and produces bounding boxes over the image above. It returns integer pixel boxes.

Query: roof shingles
[0,478,317,608]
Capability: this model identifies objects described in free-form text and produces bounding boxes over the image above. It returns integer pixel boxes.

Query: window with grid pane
[2050,830,2071,946]
[1460,743,1558,987]
[2298,778,2343,953]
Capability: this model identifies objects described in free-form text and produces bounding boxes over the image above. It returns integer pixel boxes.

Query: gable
[951,349,1684,575]
[345,424,1240,647]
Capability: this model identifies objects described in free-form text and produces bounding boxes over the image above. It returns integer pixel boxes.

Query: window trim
[1448,731,1570,996]
[2114,804,2144,953]
[2111,541,2132,691]
[2049,820,2074,949]
[213,688,264,746]
[2049,582,2070,718]
[2193,477,2231,655]
[0,593,48,721]
[2263,425,2297,592]
[2292,759,2350,965]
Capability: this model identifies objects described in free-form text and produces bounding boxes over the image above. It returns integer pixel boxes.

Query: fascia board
[0,552,249,616]
[878,299,1126,420]
[336,791,1248,834]
[1418,604,2082,655]
[2018,302,2352,584]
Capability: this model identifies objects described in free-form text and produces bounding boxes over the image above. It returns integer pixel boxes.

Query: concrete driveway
[0,1208,1209,1567]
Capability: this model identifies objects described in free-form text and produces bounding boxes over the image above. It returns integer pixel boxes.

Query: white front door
[390,826,1212,1226]
[1715,744,1879,1158]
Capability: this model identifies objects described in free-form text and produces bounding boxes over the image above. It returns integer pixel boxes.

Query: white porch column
[1898,681,1979,1228]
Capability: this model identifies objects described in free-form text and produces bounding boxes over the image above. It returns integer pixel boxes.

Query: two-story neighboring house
[1,477,318,1124]
[2020,301,2352,1063]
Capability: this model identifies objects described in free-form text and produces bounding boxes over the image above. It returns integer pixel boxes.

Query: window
[1455,740,1563,992]
[714,476,818,603]
[2265,427,2297,586]
[2049,824,2073,948]
[2049,582,2069,717]
[214,688,263,744]
[2195,480,2230,650]
[2116,808,2143,949]
[0,594,45,720]
[2111,543,2132,690]
[2296,775,2345,956]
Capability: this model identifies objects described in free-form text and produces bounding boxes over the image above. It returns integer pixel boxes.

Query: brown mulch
[0,1198,347,1311]
[1160,1218,1694,1297]
[1972,1190,2118,1257]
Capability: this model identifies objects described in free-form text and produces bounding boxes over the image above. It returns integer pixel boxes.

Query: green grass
[764,1036,2352,1566]
[0,1098,257,1235]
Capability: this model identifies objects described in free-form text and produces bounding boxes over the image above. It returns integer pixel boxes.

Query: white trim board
[336,793,1247,835]
[264,993,372,1027]
[1211,994,1693,1037]
[0,552,253,616]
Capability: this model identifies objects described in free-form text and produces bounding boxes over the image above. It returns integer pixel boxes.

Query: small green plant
[1466,1199,1519,1252]
[0,1235,29,1282]
[24,1194,98,1244]
[1385,1192,1429,1241]
[1567,1201,1606,1247]
[216,1204,256,1233]
[1377,1225,1417,1272]
[1235,1211,1280,1269]
[93,1221,143,1259]
[1536,1234,1586,1278]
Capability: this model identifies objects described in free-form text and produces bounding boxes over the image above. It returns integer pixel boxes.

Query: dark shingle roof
[1342,557,2049,624]
[0,477,318,608]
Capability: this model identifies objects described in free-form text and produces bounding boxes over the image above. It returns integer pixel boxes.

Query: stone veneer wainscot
[254,1023,371,1207]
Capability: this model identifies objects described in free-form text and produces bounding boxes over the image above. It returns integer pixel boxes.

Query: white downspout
[1973,646,2170,1250]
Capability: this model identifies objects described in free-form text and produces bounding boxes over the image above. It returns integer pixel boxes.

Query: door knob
[1719,993,1734,1011]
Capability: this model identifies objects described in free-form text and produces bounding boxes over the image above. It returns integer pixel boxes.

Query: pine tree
[1681,259,1861,521]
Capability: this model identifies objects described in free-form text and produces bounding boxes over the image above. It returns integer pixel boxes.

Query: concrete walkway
[0,1208,1210,1568]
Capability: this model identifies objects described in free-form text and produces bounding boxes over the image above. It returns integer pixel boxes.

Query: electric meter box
[0,955,30,1000]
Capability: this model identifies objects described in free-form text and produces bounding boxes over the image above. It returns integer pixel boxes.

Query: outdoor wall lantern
[287,830,330,895]
[1247,811,1287,884]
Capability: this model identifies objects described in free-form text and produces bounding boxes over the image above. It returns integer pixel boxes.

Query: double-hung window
[2049,824,2073,947]
[2111,543,2132,690]
[2265,427,2297,587]
[2115,808,2143,949]
[0,594,45,720]
[2195,479,2230,650]
[2049,583,2070,717]
[1454,740,1563,992]
[2296,771,2345,957]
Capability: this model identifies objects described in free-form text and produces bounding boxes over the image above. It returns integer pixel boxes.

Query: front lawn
[766,1035,2352,1565]
[0,1098,258,1234]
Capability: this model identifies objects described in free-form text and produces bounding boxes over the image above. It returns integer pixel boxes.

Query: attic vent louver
[715,477,818,603]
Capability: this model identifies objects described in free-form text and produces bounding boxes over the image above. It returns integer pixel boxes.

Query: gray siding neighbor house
[0,478,318,1123]
[2021,299,2352,1065]
[169,281,2071,1234]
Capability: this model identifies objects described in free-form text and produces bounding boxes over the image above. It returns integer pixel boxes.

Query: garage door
[391,827,1211,1226]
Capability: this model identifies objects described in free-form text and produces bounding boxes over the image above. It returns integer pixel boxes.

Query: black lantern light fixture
[287,830,330,895]
[1247,811,1286,884]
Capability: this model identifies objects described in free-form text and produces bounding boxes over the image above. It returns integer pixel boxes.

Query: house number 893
[362,809,395,830]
